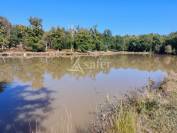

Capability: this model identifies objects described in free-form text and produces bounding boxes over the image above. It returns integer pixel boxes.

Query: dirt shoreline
[0,51,150,58]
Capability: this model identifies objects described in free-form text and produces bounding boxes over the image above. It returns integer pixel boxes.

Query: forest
[0,16,177,54]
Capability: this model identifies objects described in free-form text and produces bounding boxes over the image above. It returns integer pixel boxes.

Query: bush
[165,45,173,54]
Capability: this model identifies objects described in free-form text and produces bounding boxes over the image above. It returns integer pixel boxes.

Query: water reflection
[0,82,6,93]
[0,55,176,87]
[0,55,176,132]
[0,84,54,133]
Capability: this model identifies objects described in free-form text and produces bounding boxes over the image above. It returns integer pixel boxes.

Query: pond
[0,54,176,133]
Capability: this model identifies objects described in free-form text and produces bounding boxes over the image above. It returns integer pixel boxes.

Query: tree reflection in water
[0,84,54,133]
[0,82,6,93]
[0,55,177,87]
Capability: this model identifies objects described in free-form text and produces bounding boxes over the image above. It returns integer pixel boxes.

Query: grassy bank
[90,72,177,133]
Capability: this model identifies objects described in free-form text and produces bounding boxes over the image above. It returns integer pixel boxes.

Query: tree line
[0,16,177,54]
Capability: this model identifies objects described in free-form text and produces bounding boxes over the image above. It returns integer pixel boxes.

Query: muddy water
[0,55,176,133]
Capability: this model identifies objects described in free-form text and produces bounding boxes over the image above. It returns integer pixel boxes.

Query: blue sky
[1,0,177,35]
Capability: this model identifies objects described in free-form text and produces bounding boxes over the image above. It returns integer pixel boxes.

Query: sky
[0,0,177,35]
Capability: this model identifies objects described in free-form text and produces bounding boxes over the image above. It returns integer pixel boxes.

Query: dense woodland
[0,16,177,54]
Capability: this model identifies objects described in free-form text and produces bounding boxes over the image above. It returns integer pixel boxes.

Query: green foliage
[24,17,44,51]
[0,35,9,50]
[128,37,148,52]
[0,16,177,54]
[75,29,94,52]
[103,29,113,51]
[90,26,104,51]
[111,36,124,51]
[165,45,173,54]
[47,27,65,50]
[9,25,27,48]
[164,32,177,54]
[0,16,11,50]
[64,31,73,49]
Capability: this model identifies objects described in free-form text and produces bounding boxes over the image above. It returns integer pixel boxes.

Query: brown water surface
[0,55,176,133]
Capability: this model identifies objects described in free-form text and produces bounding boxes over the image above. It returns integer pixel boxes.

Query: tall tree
[0,16,11,50]
[112,36,124,51]
[24,17,44,52]
[75,28,94,52]
[165,32,177,54]
[103,29,113,51]
[9,25,27,49]
[90,26,103,51]
[48,27,65,50]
